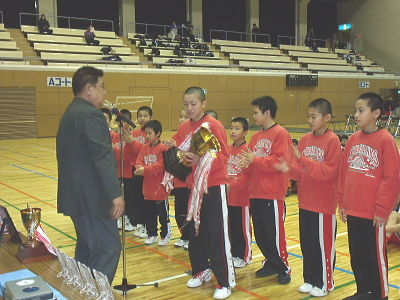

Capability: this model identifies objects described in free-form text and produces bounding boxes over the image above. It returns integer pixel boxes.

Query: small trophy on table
[15,205,54,263]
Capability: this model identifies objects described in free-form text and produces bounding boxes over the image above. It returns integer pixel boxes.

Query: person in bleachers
[85,26,100,46]
[168,21,179,40]
[182,21,195,42]
[305,27,315,47]
[251,23,260,42]
[38,14,53,35]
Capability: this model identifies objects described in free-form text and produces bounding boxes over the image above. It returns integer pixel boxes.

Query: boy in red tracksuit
[100,107,116,140]
[275,98,341,297]
[171,109,190,249]
[164,87,235,299]
[134,120,171,246]
[112,109,136,231]
[130,106,152,238]
[237,95,292,285]
[337,93,400,300]
[227,117,252,268]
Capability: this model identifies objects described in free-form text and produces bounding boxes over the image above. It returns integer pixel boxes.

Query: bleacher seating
[34,43,133,55]
[0,31,12,40]
[230,53,291,63]
[143,48,220,60]
[239,61,301,70]
[40,52,140,64]
[279,44,330,53]
[0,24,5,31]
[212,39,273,49]
[288,51,339,59]
[0,50,24,59]
[220,46,282,56]
[46,62,147,69]
[297,57,350,66]
[152,56,231,69]
[27,33,124,47]
[0,41,18,50]
[21,25,117,39]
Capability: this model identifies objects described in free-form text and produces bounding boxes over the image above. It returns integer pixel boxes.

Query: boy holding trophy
[164,87,235,299]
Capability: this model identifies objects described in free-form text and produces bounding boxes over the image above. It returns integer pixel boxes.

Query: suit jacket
[56,97,121,218]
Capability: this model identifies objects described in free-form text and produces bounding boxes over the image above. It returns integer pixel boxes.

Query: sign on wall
[47,77,72,87]
[359,81,370,88]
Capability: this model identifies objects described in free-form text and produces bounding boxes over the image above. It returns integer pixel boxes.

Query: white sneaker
[158,237,170,246]
[123,216,136,231]
[133,225,144,237]
[183,240,189,250]
[186,268,212,288]
[117,217,123,229]
[299,283,313,293]
[213,285,231,299]
[310,286,328,297]
[137,227,148,238]
[144,236,158,245]
[233,257,250,268]
[174,239,186,247]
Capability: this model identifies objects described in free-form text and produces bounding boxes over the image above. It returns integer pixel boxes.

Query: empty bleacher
[0,24,29,65]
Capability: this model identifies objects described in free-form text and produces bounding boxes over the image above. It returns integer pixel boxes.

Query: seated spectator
[182,21,195,42]
[85,26,100,46]
[168,21,179,40]
[38,14,53,35]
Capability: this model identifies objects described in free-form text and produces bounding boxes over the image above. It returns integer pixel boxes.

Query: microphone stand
[113,120,158,297]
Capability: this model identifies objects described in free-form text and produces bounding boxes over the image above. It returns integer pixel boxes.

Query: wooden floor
[1,128,400,300]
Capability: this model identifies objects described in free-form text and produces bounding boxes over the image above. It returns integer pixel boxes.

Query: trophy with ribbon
[16,205,54,263]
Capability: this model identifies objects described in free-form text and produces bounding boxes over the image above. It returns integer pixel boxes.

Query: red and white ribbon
[36,224,56,255]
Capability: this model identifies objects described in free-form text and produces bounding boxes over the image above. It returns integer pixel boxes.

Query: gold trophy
[16,205,54,263]
[164,126,220,181]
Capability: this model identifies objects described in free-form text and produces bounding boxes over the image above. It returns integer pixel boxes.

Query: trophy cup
[164,126,221,181]
[16,206,54,263]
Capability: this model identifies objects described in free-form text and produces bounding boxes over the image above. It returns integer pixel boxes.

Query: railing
[19,13,114,33]
[126,22,201,40]
[277,35,327,48]
[0,11,3,24]
[210,29,270,44]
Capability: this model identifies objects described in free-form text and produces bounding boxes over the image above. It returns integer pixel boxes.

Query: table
[0,234,124,300]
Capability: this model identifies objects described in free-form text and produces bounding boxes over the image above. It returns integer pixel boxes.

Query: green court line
[0,198,76,242]
[287,212,300,217]
[57,244,76,249]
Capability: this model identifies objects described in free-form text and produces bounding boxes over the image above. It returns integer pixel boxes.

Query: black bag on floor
[101,55,122,61]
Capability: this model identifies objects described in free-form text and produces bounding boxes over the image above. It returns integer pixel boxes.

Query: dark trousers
[347,215,388,300]
[86,38,100,46]
[132,172,147,226]
[145,199,171,239]
[121,177,136,225]
[171,187,189,240]
[299,208,336,291]
[188,185,236,288]
[228,205,252,263]
[250,198,290,274]
[71,216,121,284]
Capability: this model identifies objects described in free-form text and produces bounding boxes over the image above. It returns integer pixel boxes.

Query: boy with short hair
[337,92,400,300]
[134,120,171,246]
[238,96,292,285]
[275,98,341,297]
[227,117,252,268]
[164,87,235,299]
[130,106,153,238]
[99,107,116,140]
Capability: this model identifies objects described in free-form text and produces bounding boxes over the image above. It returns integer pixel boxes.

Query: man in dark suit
[56,66,124,283]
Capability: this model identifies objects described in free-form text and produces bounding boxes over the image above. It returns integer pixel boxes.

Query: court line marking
[0,148,37,158]
[29,145,56,153]
[11,165,58,180]
[0,154,56,172]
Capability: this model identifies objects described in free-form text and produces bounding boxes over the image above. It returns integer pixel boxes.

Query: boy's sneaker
[123,216,136,231]
[183,240,189,250]
[174,239,186,247]
[144,236,158,245]
[186,268,212,288]
[213,284,231,299]
[133,225,144,237]
[277,272,291,285]
[310,286,328,297]
[255,266,277,278]
[134,226,147,238]
[233,257,250,268]
[158,237,170,246]
[298,283,313,293]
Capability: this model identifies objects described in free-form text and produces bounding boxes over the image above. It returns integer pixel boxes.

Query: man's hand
[110,196,124,219]
[339,208,347,223]
[134,165,144,176]
[373,215,386,227]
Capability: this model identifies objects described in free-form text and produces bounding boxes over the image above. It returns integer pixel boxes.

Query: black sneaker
[342,292,371,300]
[277,272,291,285]
[255,267,277,278]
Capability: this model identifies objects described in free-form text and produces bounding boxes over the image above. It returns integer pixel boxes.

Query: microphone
[111,107,136,128]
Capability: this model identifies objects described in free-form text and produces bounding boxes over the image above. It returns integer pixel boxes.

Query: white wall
[338,0,400,73]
